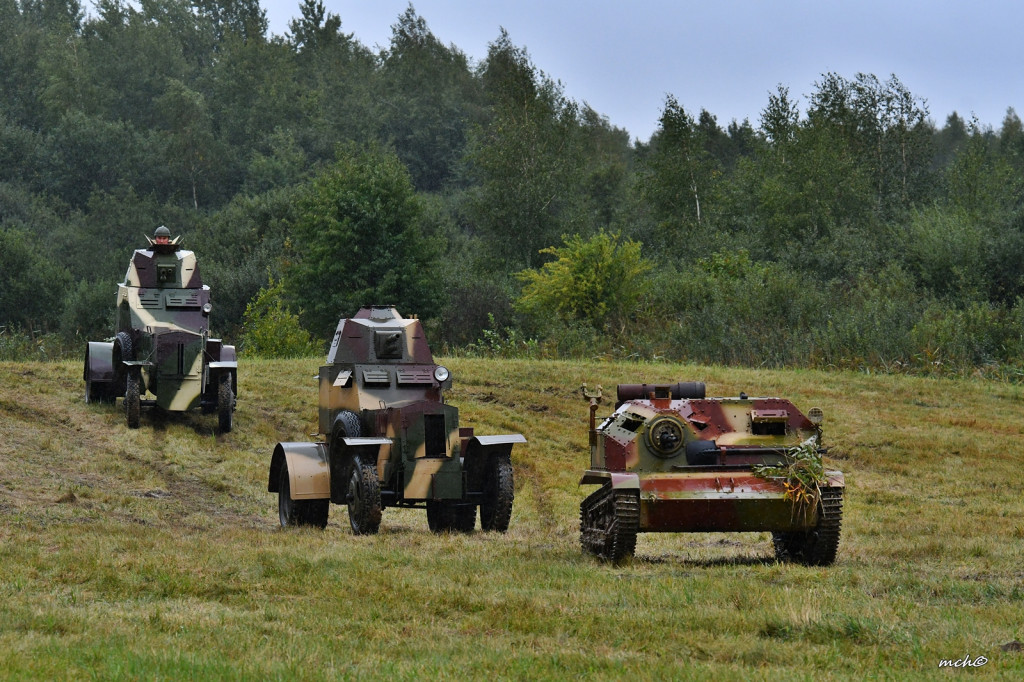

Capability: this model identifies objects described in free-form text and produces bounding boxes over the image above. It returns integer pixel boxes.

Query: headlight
[808,407,824,425]
[202,302,213,315]
[433,366,450,383]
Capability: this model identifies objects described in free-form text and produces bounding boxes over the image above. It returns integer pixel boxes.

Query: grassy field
[1,357,1022,679]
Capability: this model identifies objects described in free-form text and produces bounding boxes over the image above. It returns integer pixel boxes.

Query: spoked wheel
[580,482,640,564]
[347,462,382,535]
[124,369,141,429]
[217,373,234,433]
[277,462,328,529]
[772,487,843,566]
[479,456,514,532]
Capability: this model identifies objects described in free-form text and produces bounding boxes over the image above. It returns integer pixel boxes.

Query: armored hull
[269,306,525,534]
[83,228,237,431]
[579,383,844,564]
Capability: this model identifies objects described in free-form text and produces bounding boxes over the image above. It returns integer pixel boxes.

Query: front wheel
[347,463,382,535]
[217,374,234,433]
[124,369,140,429]
[277,462,328,529]
[479,457,514,532]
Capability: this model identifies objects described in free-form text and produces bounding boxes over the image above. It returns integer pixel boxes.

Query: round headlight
[433,365,450,383]
[202,302,213,315]
[808,407,824,425]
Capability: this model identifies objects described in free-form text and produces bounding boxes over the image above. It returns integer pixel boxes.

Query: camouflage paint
[84,228,237,422]
[271,306,525,516]
[581,385,842,535]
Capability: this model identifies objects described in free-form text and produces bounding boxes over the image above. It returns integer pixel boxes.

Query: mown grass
[1,357,1022,679]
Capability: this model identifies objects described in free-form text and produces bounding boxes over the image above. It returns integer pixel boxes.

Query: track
[580,481,640,563]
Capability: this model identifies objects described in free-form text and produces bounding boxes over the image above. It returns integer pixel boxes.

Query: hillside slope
[1,357,1022,678]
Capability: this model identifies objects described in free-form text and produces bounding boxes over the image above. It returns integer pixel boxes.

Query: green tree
[285,145,444,339]
[378,6,482,192]
[516,231,651,332]
[464,30,583,270]
[239,278,319,357]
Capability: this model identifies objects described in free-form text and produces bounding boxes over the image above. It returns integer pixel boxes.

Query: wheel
[217,373,234,433]
[426,500,450,533]
[329,410,362,503]
[277,462,328,529]
[772,487,843,566]
[479,457,514,532]
[427,501,475,534]
[124,369,141,429]
[347,463,382,535]
[85,375,111,404]
[452,503,476,532]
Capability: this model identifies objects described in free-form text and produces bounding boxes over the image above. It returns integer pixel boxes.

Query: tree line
[2,0,1023,375]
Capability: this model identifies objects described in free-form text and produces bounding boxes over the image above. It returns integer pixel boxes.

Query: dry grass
[1,357,1022,679]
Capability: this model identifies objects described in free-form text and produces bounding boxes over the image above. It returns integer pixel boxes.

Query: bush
[238,279,321,358]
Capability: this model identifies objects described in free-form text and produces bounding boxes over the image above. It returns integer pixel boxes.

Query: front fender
[578,470,641,489]
[85,341,115,382]
[269,442,330,500]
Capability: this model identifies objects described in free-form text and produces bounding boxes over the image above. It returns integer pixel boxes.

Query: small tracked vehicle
[83,226,237,431]
[269,306,525,534]
[579,382,844,564]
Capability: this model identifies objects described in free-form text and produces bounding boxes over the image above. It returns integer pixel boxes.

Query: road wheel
[124,369,141,429]
[479,457,514,532]
[347,462,382,535]
[772,487,843,566]
[217,373,234,433]
[277,462,328,529]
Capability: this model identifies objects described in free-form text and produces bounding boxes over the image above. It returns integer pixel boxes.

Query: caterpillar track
[580,482,640,563]
[771,486,843,565]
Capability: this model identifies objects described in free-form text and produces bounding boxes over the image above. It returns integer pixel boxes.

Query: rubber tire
[218,373,234,433]
[479,457,514,532]
[124,369,141,429]
[427,501,475,534]
[426,500,450,533]
[347,463,382,535]
[278,463,328,529]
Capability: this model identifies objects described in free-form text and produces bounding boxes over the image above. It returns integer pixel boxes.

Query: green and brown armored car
[579,382,844,565]
[83,226,237,432]
[269,306,525,535]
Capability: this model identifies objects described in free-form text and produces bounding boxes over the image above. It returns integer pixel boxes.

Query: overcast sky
[260,0,1020,143]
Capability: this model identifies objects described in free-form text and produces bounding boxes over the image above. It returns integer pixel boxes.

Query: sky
[258,0,1021,143]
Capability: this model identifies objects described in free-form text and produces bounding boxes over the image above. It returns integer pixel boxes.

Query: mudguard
[85,341,115,382]
[579,470,641,489]
[462,434,527,460]
[269,442,330,500]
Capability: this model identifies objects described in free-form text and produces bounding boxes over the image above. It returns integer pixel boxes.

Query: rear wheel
[347,463,382,535]
[427,501,475,533]
[479,457,514,532]
[124,369,140,429]
[217,373,234,433]
[277,462,328,529]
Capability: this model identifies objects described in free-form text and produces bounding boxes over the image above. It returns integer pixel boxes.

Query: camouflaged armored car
[579,382,844,565]
[83,226,237,431]
[269,306,525,534]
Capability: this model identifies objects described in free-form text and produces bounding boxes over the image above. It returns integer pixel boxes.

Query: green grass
[1,357,1023,679]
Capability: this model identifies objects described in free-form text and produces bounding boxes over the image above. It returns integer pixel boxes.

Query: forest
[2,0,1024,375]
